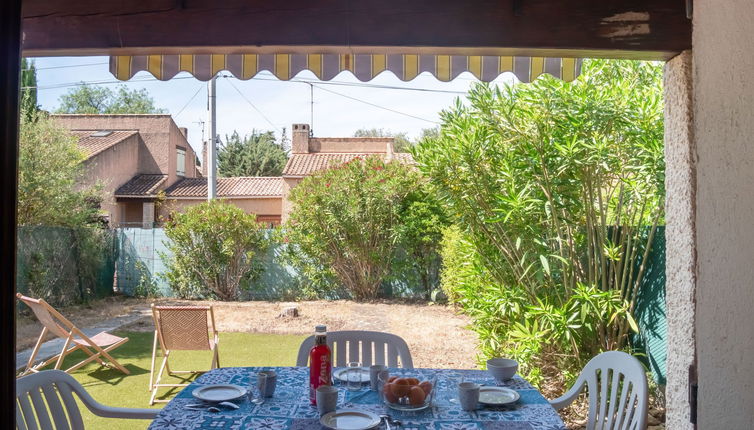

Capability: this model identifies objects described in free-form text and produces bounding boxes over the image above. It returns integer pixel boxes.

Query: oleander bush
[413,59,665,385]
[285,156,447,300]
[162,200,269,300]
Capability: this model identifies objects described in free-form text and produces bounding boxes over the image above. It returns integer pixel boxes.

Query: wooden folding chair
[149,304,219,405]
[16,293,130,377]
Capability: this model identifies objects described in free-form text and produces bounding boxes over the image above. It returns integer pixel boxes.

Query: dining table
[148,366,566,430]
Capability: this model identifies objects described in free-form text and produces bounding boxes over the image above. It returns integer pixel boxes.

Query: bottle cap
[315,325,327,333]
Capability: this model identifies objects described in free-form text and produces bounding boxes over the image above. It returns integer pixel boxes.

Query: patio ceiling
[21,0,690,61]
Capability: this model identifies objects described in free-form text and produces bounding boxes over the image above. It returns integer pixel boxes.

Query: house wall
[121,201,144,225]
[79,133,140,225]
[309,137,393,154]
[663,50,695,430]
[281,177,302,223]
[693,1,754,428]
[54,114,198,183]
[158,197,282,224]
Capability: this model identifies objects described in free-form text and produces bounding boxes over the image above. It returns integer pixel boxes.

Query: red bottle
[309,325,332,405]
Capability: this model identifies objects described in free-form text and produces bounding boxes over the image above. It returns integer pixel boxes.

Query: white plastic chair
[549,351,648,430]
[296,330,414,368]
[16,370,158,430]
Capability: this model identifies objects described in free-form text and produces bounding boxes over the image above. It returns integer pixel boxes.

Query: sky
[30,56,517,154]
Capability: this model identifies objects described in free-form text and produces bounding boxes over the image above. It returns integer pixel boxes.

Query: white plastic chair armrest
[87,404,159,420]
[548,374,587,411]
[74,379,159,419]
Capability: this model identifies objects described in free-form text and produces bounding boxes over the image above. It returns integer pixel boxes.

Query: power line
[22,61,109,72]
[312,84,439,124]
[173,85,204,118]
[223,77,279,130]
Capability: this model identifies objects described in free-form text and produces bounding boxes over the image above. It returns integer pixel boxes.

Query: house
[160,176,283,227]
[53,114,199,227]
[281,123,413,222]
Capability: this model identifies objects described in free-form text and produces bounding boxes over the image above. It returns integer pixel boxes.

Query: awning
[110,54,582,83]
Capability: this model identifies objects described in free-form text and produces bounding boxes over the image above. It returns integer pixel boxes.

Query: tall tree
[353,128,412,152]
[20,58,39,121]
[56,83,166,114]
[18,111,103,227]
[218,130,288,177]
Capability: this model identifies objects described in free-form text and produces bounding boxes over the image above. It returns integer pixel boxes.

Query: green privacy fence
[633,226,667,386]
[114,226,666,384]
[16,226,116,307]
[114,228,434,299]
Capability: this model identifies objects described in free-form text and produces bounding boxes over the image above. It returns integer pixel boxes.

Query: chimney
[292,123,310,154]
[179,127,188,139]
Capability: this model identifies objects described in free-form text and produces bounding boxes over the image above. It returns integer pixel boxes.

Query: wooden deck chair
[149,304,219,405]
[16,293,130,377]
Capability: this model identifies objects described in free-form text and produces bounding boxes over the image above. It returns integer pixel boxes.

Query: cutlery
[185,404,221,413]
[380,414,402,429]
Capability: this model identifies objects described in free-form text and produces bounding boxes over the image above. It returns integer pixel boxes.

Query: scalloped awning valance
[110,53,582,83]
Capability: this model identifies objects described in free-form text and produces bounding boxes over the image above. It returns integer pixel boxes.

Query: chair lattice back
[153,306,214,351]
[17,295,72,339]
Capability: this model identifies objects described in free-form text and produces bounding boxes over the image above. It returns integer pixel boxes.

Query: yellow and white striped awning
[110,53,582,83]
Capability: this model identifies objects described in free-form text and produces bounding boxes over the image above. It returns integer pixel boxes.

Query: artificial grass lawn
[49,331,307,430]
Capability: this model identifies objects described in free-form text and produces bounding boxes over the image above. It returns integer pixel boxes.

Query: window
[176,147,186,176]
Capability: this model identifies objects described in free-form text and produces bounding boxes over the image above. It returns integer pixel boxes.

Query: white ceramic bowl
[486,358,518,381]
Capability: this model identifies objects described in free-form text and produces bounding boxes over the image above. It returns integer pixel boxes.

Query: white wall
[694,0,754,427]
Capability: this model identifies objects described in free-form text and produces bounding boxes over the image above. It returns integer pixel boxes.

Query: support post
[0,0,21,425]
[207,76,217,200]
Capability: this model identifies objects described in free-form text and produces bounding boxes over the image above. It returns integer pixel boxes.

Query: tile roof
[114,174,168,197]
[164,177,283,198]
[282,152,414,176]
[70,130,138,158]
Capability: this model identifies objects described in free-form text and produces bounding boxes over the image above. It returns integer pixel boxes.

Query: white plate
[333,367,370,383]
[478,386,520,406]
[320,409,381,430]
[192,384,247,402]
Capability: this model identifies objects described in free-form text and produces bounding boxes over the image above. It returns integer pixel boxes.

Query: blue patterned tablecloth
[149,367,565,430]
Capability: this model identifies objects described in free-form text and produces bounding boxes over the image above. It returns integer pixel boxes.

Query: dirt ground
[16,296,479,369]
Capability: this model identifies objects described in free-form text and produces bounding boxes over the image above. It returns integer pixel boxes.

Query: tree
[286,157,418,300]
[354,128,412,152]
[413,59,664,382]
[395,188,450,299]
[18,111,103,227]
[162,201,269,300]
[218,130,288,177]
[20,58,39,121]
[56,84,166,114]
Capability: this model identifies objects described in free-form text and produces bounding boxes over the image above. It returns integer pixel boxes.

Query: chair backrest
[295,330,414,368]
[572,351,648,430]
[152,305,215,351]
[17,370,157,429]
[16,294,75,339]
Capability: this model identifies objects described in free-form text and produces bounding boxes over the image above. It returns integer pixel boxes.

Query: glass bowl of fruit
[378,372,436,411]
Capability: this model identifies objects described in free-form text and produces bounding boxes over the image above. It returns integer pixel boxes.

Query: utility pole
[207,76,217,200]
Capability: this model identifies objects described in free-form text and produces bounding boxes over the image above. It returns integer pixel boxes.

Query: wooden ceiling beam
[21,0,691,61]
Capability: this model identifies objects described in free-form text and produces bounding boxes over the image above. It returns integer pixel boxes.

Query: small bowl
[486,358,518,382]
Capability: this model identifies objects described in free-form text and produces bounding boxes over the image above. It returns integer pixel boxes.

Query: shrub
[162,200,268,300]
[415,59,664,384]
[286,156,418,300]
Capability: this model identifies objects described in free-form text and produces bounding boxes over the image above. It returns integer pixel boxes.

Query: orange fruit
[391,379,411,397]
[419,381,433,396]
[408,386,426,406]
[383,383,399,403]
[405,377,420,386]
[388,376,398,383]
